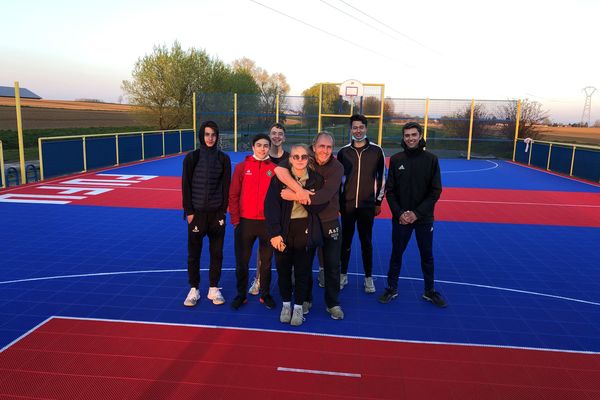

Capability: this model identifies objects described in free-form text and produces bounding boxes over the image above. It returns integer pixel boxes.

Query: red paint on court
[0,318,598,399]
[378,188,600,227]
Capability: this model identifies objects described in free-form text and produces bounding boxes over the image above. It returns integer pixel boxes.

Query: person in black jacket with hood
[378,122,447,307]
[182,121,231,307]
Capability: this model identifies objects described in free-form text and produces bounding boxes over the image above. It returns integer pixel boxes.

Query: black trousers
[275,218,310,306]
[386,221,435,292]
[187,212,226,288]
[307,219,341,308]
[234,218,273,297]
[340,207,375,277]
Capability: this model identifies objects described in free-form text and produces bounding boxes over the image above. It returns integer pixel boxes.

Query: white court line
[51,315,600,355]
[0,316,53,353]
[277,367,361,378]
[440,199,600,208]
[442,160,499,173]
[1,269,599,307]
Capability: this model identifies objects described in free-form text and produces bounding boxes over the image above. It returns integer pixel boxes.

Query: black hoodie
[385,138,442,224]
[181,126,231,217]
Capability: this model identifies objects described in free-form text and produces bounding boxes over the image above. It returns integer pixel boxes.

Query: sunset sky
[2,0,599,123]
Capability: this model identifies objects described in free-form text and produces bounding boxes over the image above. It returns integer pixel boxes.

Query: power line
[249,0,409,65]
[319,0,397,42]
[337,0,442,56]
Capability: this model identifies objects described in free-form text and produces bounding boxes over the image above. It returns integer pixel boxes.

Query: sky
[1,0,599,124]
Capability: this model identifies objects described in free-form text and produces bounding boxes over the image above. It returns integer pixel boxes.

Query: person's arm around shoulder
[274,164,313,204]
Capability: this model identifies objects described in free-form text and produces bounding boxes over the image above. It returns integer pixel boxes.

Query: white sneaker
[280,304,292,323]
[340,273,348,289]
[184,288,200,307]
[290,305,305,326]
[364,277,376,293]
[327,306,344,320]
[207,287,225,305]
[248,277,260,295]
[302,301,312,315]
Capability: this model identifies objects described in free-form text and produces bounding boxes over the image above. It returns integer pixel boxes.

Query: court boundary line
[1,269,599,307]
[0,316,53,353]
[507,160,600,188]
[43,315,600,355]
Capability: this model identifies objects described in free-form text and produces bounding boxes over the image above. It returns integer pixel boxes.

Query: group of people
[181,115,447,327]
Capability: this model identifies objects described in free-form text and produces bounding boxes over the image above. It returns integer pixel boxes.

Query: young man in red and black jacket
[182,121,231,307]
[337,114,386,293]
[229,134,277,310]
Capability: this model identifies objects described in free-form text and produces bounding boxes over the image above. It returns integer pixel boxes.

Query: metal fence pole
[423,98,430,140]
[512,99,522,161]
[467,99,475,160]
[14,81,26,184]
[234,93,238,152]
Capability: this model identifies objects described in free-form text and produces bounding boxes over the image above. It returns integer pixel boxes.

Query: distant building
[0,86,42,99]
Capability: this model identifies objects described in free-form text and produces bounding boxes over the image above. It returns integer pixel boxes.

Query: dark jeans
[387,221,435,292]
[187,211,226,288]
[340,207,375,276]
[307,219,341,308]
[275,218,310,306]
[234,218,273,297]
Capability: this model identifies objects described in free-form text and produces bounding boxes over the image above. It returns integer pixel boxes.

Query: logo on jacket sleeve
[398,165,405,170]
[267,170,273,177]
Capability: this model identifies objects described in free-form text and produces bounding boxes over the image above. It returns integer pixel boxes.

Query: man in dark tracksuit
[379,122,447,308]
[182,121,232,307]
[338,114,385,294]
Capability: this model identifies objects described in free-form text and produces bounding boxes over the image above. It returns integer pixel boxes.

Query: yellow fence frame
[0,140,5,189]
[38,129,193,180]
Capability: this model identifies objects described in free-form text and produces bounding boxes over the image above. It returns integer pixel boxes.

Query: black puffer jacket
[385,139,442,224]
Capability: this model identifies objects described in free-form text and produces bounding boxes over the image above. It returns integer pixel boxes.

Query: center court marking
[277,367,361,378]
[1,269,599,307]
[442,160,499,173]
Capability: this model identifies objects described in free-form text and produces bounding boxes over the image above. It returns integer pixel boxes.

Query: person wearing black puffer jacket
[378,121,447,308]
[182,121,232,308]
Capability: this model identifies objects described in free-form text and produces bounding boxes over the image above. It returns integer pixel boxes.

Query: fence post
[141,132,145,160]
[115,134,120,165]
[423,97,430,140]
[569,146,576,176]
[467,99,475,160]
[512,99,521,161]
[82,136,87,172]
[179,129,183,153]
[318,83,323,132]
[14,81,26,184]
[528,142,533,165]
[234,93,238,152]
[377,85,385,146]
[193,92,197,150]
[546,143,552,170]
[162,131,166,157]
[0,140,5,188]
[276,94,280,123]
[38,138,44,180]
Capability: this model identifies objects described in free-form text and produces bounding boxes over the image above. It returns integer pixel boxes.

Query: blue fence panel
[42,139,84,178]
[164,131,181,155]
[181,130,195,151]
[86,136,117,170]
[548,145,572,176]
[530,143,550,169]
[514,141,528,163]
[118,135,143,164]
[572,148,600,182]
[143,132,163,159]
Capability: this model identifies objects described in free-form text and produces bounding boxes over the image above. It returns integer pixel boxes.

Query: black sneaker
[231,295,247,310]
[378,288,398,304]
[422,290,447,308]
[259,294,276,310]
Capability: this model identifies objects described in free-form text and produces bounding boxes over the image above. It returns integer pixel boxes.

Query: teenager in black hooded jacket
[182,121,231,307]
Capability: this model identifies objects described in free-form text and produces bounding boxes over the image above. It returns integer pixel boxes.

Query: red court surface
[3,173,599,227]
[1,317,598,400]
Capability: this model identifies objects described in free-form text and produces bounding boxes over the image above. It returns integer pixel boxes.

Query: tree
[122,42,259,129]
[440,103,491,137]
[232,58,290,124]
[499,99,549,139]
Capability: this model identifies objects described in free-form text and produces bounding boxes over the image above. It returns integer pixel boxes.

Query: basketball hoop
[339,79,364,105]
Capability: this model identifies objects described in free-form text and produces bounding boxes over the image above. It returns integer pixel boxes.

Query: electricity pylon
[581,86,597,126]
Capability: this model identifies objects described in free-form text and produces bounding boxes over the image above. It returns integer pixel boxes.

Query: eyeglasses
[291,154,309,161]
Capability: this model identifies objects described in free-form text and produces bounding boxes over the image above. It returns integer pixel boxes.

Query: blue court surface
[0,152,599,398]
